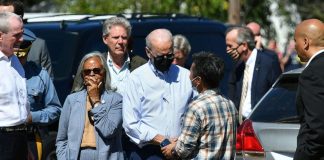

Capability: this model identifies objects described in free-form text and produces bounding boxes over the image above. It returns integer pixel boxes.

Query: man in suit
[247,22,284,70]
[246,22,263,50]
[293,19,324,160]
[0,0,53,77]
[101,16,146,92]
[226,26,281,123]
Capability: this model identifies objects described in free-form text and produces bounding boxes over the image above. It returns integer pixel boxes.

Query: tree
[26,0,322,43]
[279,0,323,21]
[241,0,274,37]
[53,0,229,22]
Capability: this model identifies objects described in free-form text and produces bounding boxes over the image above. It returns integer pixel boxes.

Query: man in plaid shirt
[162,51,237,159]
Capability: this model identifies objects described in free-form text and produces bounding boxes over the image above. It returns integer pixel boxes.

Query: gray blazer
[28,37,53,78]
[56,90,124,160]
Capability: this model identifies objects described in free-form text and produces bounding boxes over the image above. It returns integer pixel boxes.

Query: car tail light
[236,119,265,159]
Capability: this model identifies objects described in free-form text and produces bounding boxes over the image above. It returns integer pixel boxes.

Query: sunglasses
[155,53,174,61]
[20,41,33,49]
[83,68,102,75]
[147,47,174,61]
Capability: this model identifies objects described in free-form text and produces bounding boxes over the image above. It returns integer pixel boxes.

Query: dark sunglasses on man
[154,53,174,61]
[147,48,174,61]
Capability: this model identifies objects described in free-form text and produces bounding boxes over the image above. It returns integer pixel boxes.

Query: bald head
[247,22,261,36]
[146,28,173,49]
[294,19,324,61]
[145,29,174,72]
[295,19,324,47]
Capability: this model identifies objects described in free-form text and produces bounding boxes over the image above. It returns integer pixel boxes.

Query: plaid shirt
[175,89,237,160]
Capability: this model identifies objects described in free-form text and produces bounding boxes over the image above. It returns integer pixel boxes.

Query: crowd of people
[0,0,323,160]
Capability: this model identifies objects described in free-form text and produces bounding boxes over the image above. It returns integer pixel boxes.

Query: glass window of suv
[249,74,299,123]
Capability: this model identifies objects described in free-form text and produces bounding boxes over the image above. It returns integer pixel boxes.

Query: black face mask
[152,54,174,72]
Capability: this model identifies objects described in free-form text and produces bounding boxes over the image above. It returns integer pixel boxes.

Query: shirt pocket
[28,88,44,111]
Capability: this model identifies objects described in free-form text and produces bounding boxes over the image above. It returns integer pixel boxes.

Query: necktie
[239,64,249,124]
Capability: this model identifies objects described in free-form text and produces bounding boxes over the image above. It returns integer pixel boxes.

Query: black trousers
[0,131,28,160]
[126,141,166,160]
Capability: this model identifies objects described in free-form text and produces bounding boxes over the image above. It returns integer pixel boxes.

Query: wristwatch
[160,138,171,147]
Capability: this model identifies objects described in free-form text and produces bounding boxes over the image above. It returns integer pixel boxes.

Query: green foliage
[241,0,274,37]
[183,0,228,21]
[53,0,228,21]
[287,0,323,21]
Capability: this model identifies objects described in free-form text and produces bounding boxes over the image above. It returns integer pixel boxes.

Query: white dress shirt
[0,52,29,127]
[106,52,130,92]
[122,61,194,146]
[242,48,257,118]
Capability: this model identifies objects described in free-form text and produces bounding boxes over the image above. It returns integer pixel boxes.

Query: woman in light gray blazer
[56,52,123,160]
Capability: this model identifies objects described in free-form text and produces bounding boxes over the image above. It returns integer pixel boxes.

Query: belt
[0,124,27,133]
[26,125,38,134]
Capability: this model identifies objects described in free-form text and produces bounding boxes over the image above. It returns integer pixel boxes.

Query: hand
[26,114,32,124]
[84,76,101,104]
[170,137,178,143]
[228,49,240,60]
[161,141,176,159]
[151,134,166,146]
[255,35,262,49]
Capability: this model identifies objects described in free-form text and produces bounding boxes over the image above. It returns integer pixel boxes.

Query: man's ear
[145,47,151,58]
[102,35,108,45]
[242,42,248,53]
[196,76,202,86]
[0,32,3,40]
[102,33,111,45]
[304,36,310,51]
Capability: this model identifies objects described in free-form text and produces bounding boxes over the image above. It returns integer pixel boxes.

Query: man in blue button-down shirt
[15,28,62,160]
[122,28,195,159]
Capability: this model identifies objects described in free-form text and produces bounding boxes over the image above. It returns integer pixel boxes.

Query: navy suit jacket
[228,49,282,111]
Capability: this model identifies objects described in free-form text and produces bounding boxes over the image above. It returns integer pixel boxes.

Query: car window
[32,29,79,103]
[250,75,299,123]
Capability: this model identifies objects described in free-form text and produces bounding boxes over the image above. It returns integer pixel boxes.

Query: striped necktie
[239,64,249,124]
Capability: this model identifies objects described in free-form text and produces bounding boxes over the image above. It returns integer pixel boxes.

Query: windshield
[249,75,299,123]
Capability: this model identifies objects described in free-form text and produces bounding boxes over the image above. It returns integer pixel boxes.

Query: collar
[148,59,170,76]
[198,88,220,98]
[107,51,130,67]
[76,89,107,104]
[0,51,10,61]
[305,49,324,68]
[245,48,257,66]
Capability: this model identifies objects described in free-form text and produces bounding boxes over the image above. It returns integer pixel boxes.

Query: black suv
[25,13,231,103]
[24,13,231,159]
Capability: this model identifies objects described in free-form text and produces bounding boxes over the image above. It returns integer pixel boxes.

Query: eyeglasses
[227,43,242,52]
[83,68,102,75]
[154,53,174,61]
[147,48,174,61]
[232,43,242,50]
